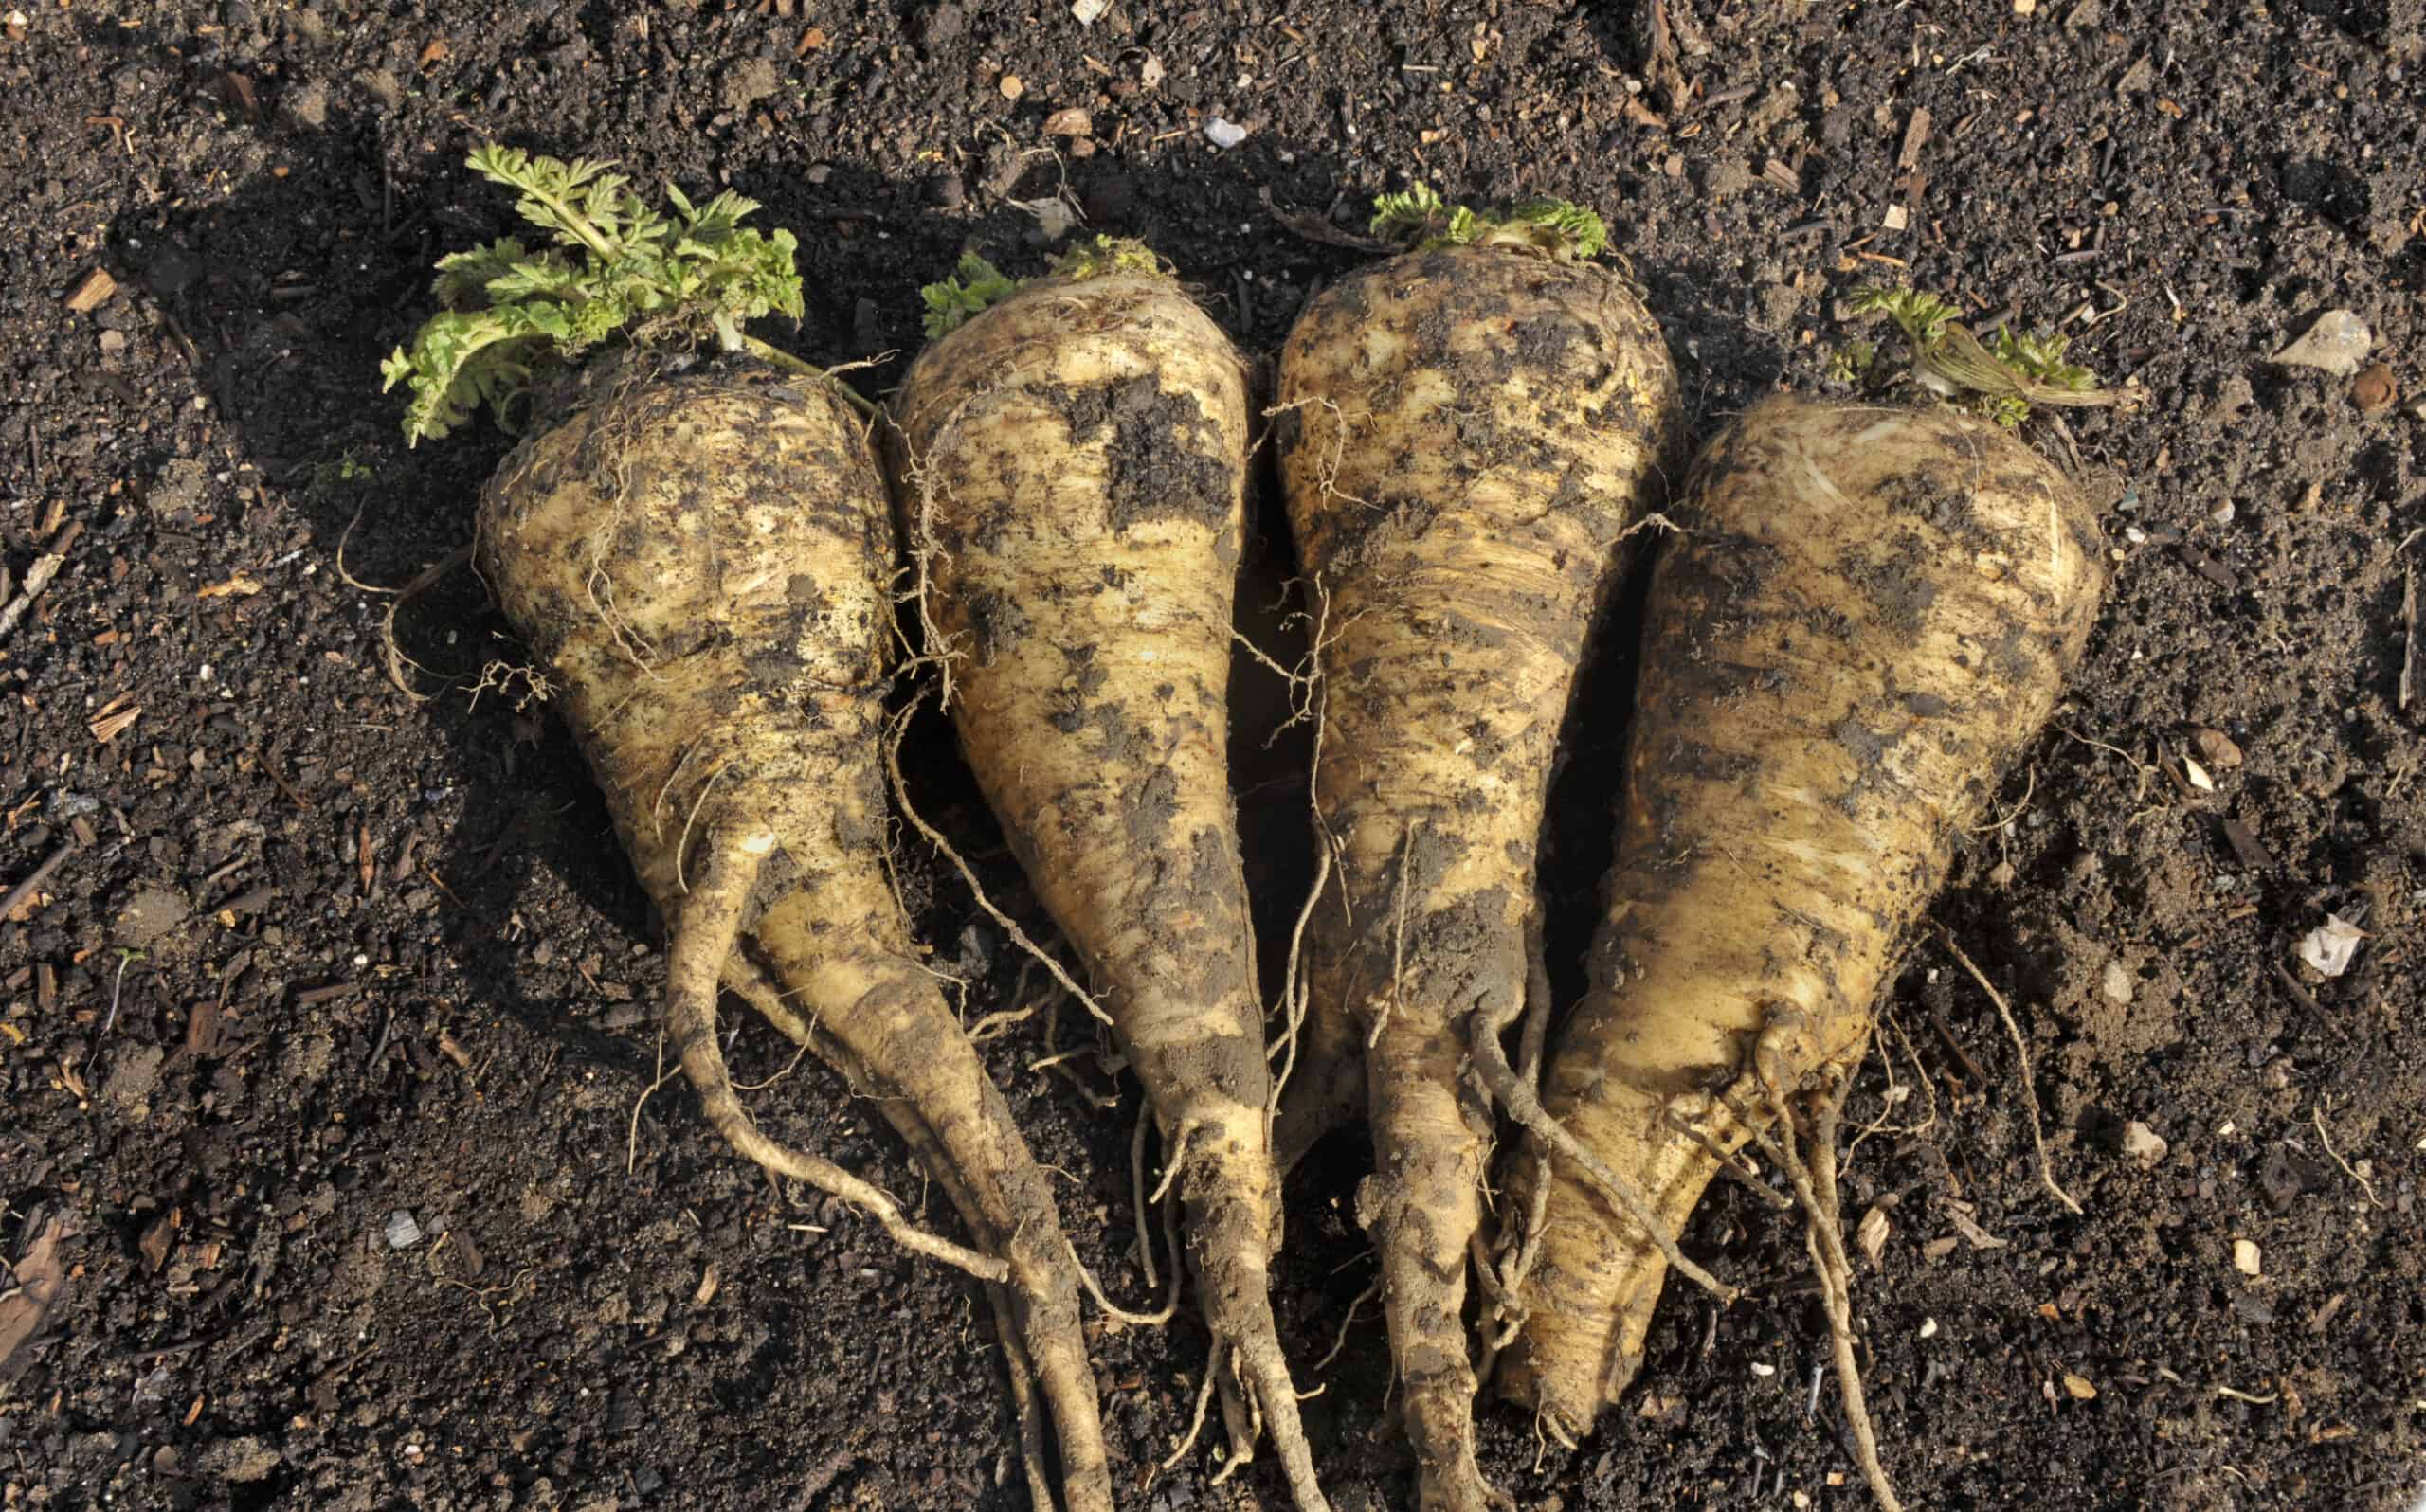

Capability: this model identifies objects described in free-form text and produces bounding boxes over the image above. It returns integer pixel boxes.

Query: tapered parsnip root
[723,954,1113,1509]
[1500,396,2109,1447]
[480,357,1110,1512]
[1272,231,1680,1510]
[894,261,1328,1511]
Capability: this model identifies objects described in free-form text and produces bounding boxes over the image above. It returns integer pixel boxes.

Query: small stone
[921,2,964,46]
[1749,1361,1776,1377]
[2182,754,2215,790]
[1882,203,1910,230]
[102,1043,166,1118]
[99,329,127,354]
[2351,363,2398,414]
[282,79,328,128]
[1204,117,1248,149]
[1013,195,1077,241]
[2232,1238,2261,1277]
[1070,0,1110,20]
[2122,1121,2169,1165]
[1042,106,1093,137]
[353,67,405,114]
[385,1210,424,1250]
[720,57,778,112]
[2190,727,2243,768]
[2062,1372,2098,1399]
[2102,960,2134,1003]
[115,886,192,949]
[2297,913,2366,978]
[2270,310,2372,378]
[998,72,1024,101]
[1918,1317,1939,1339]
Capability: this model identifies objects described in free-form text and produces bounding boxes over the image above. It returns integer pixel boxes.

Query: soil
[1,2,2421,1510]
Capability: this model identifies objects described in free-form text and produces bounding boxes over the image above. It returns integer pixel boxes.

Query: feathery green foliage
[918,252,1022,339]
[380,144,804,446]
[1843,284,2114,426]
[1368,182,1608,261]
[1049,235,1167,282]
[1847,286,1962,349]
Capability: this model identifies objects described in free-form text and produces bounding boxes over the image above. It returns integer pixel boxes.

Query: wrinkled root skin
[1275,245,1680,1510]
[1502,397,2108,1434]
[479,358,1110,1512]
[896,275,1329,1510]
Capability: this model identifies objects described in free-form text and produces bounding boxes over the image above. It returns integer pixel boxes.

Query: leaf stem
[740,334,878,420]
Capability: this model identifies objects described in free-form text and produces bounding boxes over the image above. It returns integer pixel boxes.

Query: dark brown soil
[2,2,2420,1510]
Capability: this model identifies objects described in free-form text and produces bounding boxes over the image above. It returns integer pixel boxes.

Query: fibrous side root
[662,836,1005,1283]
[1753,1022,1904,1512]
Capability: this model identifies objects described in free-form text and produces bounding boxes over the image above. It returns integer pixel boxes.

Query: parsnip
[1499,394,2108,1442]
[1272,189,1680,1511]
[893,243,1326,1510]
[389,149,1111,1512]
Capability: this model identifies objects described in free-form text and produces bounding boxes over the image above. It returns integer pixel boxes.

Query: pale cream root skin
[1501,396,2108,1438]
[1275,245,1680,1512]
[895,275,1329,1511]
[478,362,1110,1512]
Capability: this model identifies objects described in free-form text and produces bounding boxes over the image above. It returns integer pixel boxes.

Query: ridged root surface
[894,272,1327,1511]
[479,358,1110,1512]
[1500,396,2108,1438]
[1275,244,1680,1512]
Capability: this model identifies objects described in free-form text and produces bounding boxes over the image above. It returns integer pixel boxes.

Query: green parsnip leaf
[381,144,806,445]
[918,253,1022,339]
[1368,182,1606,261]
[1845,284,2121,427]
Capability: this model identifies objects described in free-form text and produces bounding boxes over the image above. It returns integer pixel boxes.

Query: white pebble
[384,1211,423,1250]
[2270,310,2372,378]
[1204,117,1249,149]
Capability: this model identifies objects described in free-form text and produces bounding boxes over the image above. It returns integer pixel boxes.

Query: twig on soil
[0,520,82,644]
[1934,925,2084,1215]
[2310,1099,2384,1210]
[0,842,75,923]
